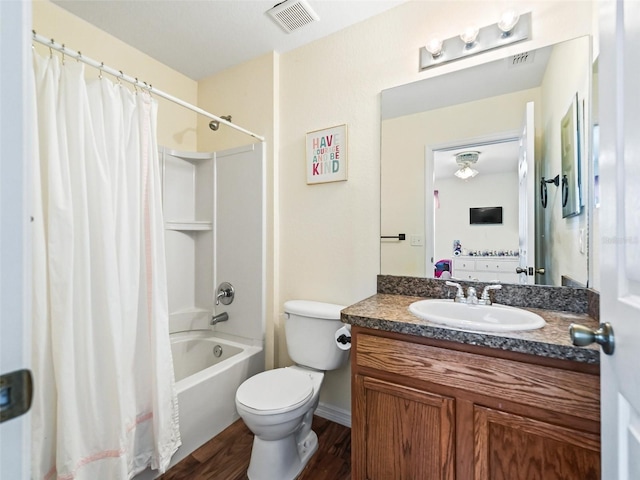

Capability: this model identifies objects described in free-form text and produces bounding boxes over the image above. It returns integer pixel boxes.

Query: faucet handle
[466,286,478,305]
[480,284,502,305]
[445,281,465,302]
[215,281,235,305]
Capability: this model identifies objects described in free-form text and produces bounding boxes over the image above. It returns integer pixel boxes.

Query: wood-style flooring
[159,416,351,480]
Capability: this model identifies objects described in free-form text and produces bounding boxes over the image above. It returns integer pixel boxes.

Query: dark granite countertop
[342,293,600,364]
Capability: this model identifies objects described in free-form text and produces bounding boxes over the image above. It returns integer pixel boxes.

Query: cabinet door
[354,375,455,480]
[474,406,600,480]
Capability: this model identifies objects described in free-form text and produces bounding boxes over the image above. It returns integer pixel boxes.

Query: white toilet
[235,300,350,480]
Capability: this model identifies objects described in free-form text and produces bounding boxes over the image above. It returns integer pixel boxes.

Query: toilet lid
[236,369,313,413]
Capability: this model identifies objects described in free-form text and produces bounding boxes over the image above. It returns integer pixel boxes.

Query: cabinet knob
[570,322,615,355]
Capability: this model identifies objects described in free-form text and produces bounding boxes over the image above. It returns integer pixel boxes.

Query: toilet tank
[283,300,350,371]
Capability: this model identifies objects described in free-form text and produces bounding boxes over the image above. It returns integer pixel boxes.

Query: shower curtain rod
[32,31,265,142]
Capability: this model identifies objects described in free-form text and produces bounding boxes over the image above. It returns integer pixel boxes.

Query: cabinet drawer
[476,259,518,273]
[355,333,599,421]
[452,259,475,271]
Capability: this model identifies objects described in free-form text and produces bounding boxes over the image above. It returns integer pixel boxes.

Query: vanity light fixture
[460,25,479,46]
[419,11,531,71]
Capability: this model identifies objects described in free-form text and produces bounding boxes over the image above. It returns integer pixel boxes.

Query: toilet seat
[236,368,313,415]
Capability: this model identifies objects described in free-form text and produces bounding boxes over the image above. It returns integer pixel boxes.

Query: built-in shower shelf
[165,221,213,231]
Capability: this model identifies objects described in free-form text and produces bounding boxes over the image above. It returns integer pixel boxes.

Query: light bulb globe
[460,26,479,45]
[425,38,443,57]
[498,10,520,33]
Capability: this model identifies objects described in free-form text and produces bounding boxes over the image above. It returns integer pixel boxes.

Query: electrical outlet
[410,235,424,246]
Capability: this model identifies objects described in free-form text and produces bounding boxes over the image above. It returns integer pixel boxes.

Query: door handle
[0,369,33,423]
[516,267,545,275]
[570,322,615,355]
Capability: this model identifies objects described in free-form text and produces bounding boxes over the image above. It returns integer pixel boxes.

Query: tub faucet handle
[215,282,235,305]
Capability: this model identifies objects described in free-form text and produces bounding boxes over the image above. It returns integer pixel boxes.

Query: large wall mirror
[380,35,594,288]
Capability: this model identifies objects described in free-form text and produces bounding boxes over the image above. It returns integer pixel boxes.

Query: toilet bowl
[236,366,324,480]
[235,300,349,480]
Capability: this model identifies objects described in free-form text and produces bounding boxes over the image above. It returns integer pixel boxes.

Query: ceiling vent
[267,0,320,34]
[508,51,536,67]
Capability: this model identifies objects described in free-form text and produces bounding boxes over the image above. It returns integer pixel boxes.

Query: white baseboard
[315,402,351,428]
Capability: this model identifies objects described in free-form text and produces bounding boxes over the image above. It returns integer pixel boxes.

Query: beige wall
[278,1,593,412]
[540,36,591,286]
[32,0,198,151]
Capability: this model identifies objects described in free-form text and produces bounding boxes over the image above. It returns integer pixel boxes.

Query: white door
[424,146,436,279]
[597,1,640,478]
[0,1,32,479]
[517,102,535,285]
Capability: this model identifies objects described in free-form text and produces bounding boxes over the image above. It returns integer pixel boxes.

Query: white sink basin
[408,299,546,332]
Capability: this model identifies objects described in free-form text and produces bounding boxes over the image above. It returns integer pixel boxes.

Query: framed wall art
[561,93,582,218]
[306,124,348,184]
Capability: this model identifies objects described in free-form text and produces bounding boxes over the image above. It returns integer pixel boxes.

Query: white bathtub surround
[162,144,266,341]
[146,142,266,478]
[31,54,180,479]
[165,330,263,470]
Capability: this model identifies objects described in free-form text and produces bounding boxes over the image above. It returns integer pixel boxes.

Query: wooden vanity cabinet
[351,327,601,480]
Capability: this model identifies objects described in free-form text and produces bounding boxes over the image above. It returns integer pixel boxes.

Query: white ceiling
[434,140,520,180]
[52,0,407,80]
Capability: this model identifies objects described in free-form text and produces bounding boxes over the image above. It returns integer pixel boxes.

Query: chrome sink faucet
[466,287,478,305]
[445,281,502,305]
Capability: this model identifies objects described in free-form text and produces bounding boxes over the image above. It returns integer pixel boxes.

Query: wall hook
[540,175,559,208]
[561,174,569,207]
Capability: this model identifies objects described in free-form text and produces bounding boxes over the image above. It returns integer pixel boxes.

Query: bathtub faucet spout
[211,312,229,326]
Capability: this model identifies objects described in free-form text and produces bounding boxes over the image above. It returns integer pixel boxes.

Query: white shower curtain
[31,53,181,480]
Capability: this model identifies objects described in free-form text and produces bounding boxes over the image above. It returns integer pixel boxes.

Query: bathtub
[137,329,263,478]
